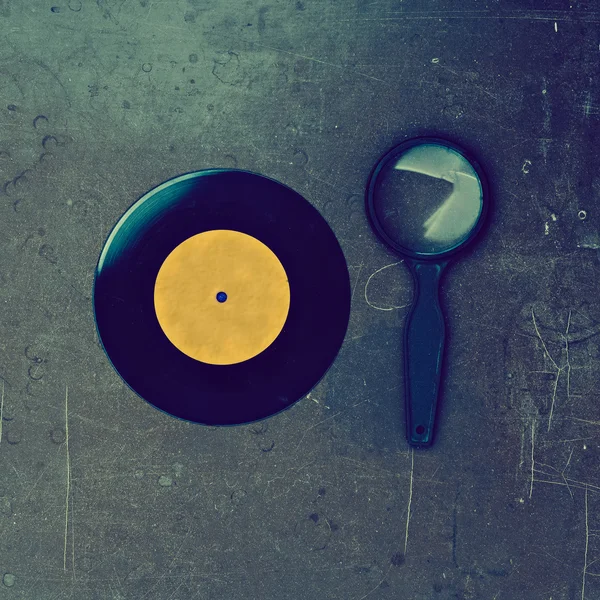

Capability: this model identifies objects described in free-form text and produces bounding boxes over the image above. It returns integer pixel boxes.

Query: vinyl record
[93,169,351,425]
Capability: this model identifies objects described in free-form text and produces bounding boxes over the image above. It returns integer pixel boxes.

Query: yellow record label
[154,230,290,365]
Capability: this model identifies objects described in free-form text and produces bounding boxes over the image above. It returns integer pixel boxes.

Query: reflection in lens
[373,143,483,255]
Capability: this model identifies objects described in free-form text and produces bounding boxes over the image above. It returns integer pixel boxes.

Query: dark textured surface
[1,2,600,599]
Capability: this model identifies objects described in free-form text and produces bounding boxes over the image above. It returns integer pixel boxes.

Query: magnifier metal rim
[365,136,489,260]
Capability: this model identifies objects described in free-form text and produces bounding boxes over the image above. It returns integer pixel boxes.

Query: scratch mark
[540,77,551,161]
[535,461,560,476]
[571,418,600,427]
[294,412,342,452]
[0,380,4,444]
[534,479,597,494]
[547,309,572,431]
[110,566,124,599]
[350,334,368,342]
[34,61,72,108]
[63,384,72,574]
[336,11,600,24]
[563,451,574,471]
[452,484,459,567]
[531,308,573,432]
[350,263,365,303]
[583,486,589,600]
[517,423,526,478]
[530,420,536,499]
[248,42,390,85]
[165,579,187,600]
[583,92,594,117]
[531,308,559,369]
[141,527,192,599]
[23,444,63,502]
[570,479,600,493]
[565,309,572,404]
[337,456,397,477]
[7,460,23,480]
[71,491,75,582]
[535,462,573,498]
[364,261,407,311]
[294,388,396,453]
[355,565,393,600]
[548,369,560,432]
[562,447,575,499]
[404,449,414,554]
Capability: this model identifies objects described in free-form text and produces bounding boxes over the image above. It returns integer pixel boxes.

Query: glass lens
[372,143,483,255]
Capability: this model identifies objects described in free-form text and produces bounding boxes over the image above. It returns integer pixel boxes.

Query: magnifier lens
[366,138,489,447]
[372,143,484,255]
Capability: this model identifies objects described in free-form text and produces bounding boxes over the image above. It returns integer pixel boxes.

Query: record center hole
[415,425,425,435]
[216,291,228,303]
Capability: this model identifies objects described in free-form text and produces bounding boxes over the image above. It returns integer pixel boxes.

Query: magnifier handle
[404,261,446,447]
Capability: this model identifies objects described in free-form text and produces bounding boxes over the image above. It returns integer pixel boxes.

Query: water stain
[212,51,244,86]
[158,475,173,487]
[292,149,308,166]
[50,428,66,444]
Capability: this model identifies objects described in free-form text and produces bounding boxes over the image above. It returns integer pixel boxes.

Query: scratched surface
[0,1,599,599]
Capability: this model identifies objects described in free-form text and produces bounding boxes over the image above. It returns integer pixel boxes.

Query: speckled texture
[1,1,600,599]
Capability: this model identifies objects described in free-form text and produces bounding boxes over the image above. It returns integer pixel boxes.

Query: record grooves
[93,169,351,425]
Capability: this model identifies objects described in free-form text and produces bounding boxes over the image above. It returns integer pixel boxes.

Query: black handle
[404,260,447,447]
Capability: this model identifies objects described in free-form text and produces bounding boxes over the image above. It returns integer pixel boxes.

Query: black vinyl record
[93,169,351,425]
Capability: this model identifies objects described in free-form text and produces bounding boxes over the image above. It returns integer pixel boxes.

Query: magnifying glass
[365,137,489,447]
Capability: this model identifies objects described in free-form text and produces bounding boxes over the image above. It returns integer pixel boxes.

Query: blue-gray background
[0,1,599,599]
